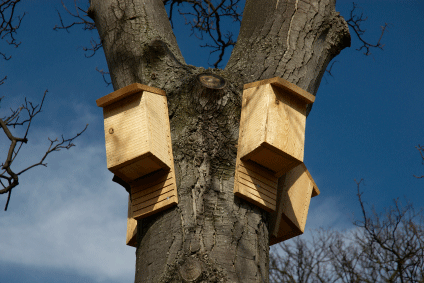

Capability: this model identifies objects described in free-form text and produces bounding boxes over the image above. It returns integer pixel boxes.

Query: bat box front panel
[103,91,171,182]
[234,159,278,212]
[131,168,178,219]
[239,81,308,177]
[269,163,319,245]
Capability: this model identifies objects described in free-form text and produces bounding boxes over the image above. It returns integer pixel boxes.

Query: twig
[164,0,242,68]
[95,67,112,87]
[0,91,88,211]
[54,0,100,58]
[414,145,424,179]
[346,2,389,57]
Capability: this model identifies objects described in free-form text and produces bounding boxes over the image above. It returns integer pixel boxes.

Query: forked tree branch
[0,91,88,211]
[57,1,387,80]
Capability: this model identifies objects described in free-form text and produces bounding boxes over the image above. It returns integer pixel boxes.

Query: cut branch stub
[196,73,226,89]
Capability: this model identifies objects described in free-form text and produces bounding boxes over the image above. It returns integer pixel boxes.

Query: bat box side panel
[103,91,171,182]
[130,93,178,219]
[145,92,172,169]
[238,85,268,162]
[126,196,137,247]
[269,85,306,157]
[270,164,314,245]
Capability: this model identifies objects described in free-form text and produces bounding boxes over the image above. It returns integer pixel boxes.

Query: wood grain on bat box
[269,163,320,245]
[97,84,171,183]
[239,78,314,178]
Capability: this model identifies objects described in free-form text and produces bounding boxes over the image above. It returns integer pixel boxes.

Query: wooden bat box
[97,83,178,232]
[239,77,315,178]
[269,163,320,245]
[96,83,172,183]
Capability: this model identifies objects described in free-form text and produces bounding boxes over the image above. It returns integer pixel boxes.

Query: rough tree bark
[89,0,350,282]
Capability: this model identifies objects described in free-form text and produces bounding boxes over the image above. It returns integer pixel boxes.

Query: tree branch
[414,144,424,179]
[346,2,389,57]
[56,0,242,69]
[95,67,112,86]
[0,91,88,211]
[0,0,26,56]
[53,0,100,58]
[168,0,242,68]
[0,0,25,83]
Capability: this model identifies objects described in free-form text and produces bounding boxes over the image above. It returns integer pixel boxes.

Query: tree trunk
[89,0,350,282]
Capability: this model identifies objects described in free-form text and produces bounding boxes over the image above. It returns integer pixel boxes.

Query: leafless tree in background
[270,180,424,283]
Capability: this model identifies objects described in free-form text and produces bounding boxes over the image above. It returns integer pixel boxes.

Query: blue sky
[0,1,423,282]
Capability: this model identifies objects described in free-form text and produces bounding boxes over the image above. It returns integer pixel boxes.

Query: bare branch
[325,61,339,78]
[17,124,89,176]
[323,60,339,84]
[414,144,424,179]
[54,0,109,85]
[54,0,100,58]
[0,0,25,82]
[0,91,88,211]
[0,0,26,56]
[164,0,242,68]
[53,0,95,32]
[82,38,101,58]
[346,2,389,57]
[55,0,242,68]
[95,67,112,87]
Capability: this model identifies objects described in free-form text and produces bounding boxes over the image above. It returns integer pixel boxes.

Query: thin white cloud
[306,195,355,231]
[0,124,135,282]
